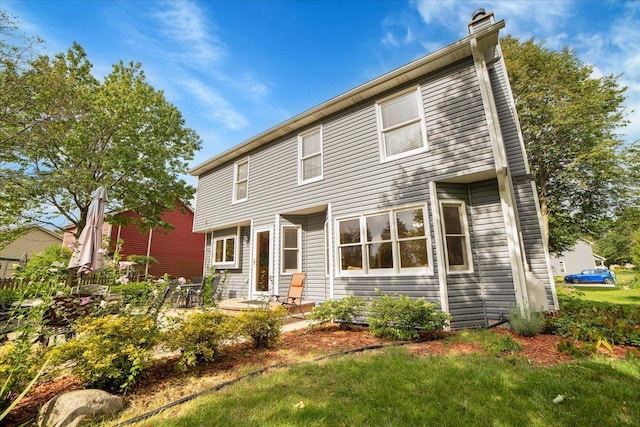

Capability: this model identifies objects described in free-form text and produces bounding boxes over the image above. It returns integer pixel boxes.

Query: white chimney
[468,8,495,34]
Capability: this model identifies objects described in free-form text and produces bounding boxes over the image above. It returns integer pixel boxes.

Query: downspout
[469,29,530,311]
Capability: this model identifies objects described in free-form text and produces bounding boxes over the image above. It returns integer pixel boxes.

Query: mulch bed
[5,325,639,426]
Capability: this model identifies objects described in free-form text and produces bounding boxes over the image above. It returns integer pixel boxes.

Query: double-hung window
[233,158,249,203]
[376,87,427,162]
[281,226,301,273]
[337,206,431,275]
[440,201,473,272]
[212,235,237,266]
[298,127,323,184]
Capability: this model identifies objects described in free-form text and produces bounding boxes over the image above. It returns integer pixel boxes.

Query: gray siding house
[550,239,606,276]
[190,10,559,329]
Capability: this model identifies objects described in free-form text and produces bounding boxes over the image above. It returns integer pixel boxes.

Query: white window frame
[376,86,428,163]
[232,157,249,203]
[439,201,473,273]
[559,261,566,274]
[335,204,433,276]
[211,232,239,268]
[298,126,324,185]
[281,225,302,274]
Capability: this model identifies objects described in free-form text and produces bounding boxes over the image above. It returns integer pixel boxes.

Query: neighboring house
[550,239,606,276]
[0,225,63,278]
[189,10,558,329]
[63,201,204,280]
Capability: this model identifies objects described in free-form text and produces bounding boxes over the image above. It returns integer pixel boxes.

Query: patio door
[253,228,272,296]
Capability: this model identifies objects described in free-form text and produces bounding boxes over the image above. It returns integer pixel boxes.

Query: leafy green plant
[309,296,366,329]
[0,337,49,411]
[507,304,545,337]
[557,339,596,358]
[110,281,155,307]
[201,269,228,308]
[163,311,236,370]
[51,314,159,391]
[483,333,523,355]
[368,290,450,340]
[546,292,640,346]
[236,307,286,348]
[14,244,72,283]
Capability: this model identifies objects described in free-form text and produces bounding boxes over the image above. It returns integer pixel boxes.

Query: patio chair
[271,272,307,319]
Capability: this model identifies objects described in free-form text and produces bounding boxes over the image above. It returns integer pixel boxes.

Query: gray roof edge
[189,20,505,176]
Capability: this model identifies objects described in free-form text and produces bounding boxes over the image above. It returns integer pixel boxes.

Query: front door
[254,229,271,296]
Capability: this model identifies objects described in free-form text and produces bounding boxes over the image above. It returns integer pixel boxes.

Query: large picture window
[337,206,431,275]
[440,201,473,272]
[233,158,249,203]
[281,226,301,273]
[298,127,323,184]
[377,87,427,162]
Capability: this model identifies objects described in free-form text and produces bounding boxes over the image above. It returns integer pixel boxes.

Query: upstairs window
[440,201,473,273]
[377,87,427,161]
[233,158,249,203]
[298,127,323,184]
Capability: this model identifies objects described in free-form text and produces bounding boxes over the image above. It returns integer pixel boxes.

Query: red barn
[64,201,204,280]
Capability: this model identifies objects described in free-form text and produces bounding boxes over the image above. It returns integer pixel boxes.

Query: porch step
[219,297,315,316]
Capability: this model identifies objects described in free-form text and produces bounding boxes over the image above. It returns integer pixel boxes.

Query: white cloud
[179,78,249,131]
[152,1,225,68]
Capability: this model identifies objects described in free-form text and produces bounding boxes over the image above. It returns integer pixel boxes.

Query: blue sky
[4,0,640,190]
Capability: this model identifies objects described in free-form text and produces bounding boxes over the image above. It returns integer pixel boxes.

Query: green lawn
[557,286,640,305]
[142,347,640,427]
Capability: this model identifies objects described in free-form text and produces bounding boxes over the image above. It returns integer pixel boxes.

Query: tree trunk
[540,198,550,251]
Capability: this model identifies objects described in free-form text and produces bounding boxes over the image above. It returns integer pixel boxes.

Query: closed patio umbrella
[68,186,108,274]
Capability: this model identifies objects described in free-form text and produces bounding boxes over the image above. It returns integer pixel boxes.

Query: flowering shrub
[51,314,159,391]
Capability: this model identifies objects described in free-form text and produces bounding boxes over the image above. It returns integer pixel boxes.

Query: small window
[233,158,249,203]
[338,218,363,272]
[559,261,566,274]
[281,226,301,273]
[213,235,237,266]
[441,201,473,273]
[377,88,427,162]
[298,128,323,184]
[366,213,393,271]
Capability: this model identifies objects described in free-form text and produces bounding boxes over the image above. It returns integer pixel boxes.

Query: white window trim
[281,225,302,274]
[376,86,428,163]
[298,126,324,185]
[439,200,474,274]
[211,229,240,268]
[335,204,433,277]
[232,157,250,203]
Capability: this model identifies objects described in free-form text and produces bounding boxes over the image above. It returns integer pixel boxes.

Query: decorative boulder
[37,389,126,427]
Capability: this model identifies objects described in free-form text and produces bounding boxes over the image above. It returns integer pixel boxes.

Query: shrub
[51,314,159,391]
[557,339,596,358]
[546,293,640,346]
[309,296,366,329]
[0,288,19,308]
[237,307,286,348]
[163,311,236,370]
[507,304,545,337]
[110,281,155,307]
[14,244,72,283]
[368,291,450,340]
[0,338,49,410]
[483,333,523,355]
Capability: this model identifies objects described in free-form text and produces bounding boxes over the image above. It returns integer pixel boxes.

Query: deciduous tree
[1,36,201,238]
[501,36,630,254]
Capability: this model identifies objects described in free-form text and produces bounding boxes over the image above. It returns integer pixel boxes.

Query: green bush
[0,288,19,307]
[237,307,286,348]
[163,311,236,370]
[483,333,523,355]
[368,291,450,340]
[309,296,366,329]
[51,314,159,391]
[110,281,155,307]
[0,338,49,410]
[557,339,596,358]
[14,244,72,283]
[546,293,640,346]
[507,304,545,337]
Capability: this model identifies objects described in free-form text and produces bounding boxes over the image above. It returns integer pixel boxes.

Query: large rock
[37,389,126,427]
